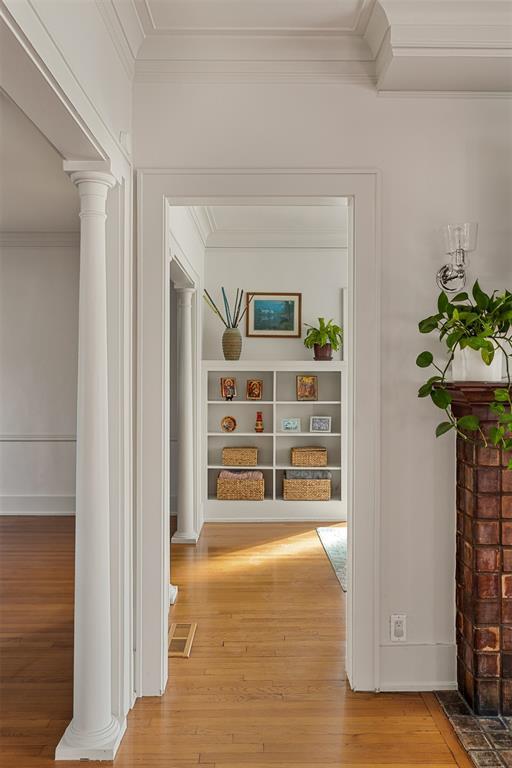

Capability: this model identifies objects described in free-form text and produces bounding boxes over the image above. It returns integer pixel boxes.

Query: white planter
[451,346,504,382]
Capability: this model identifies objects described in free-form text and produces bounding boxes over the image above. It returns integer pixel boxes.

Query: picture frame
[246,379,263,400]
[281,417,301,433]
[246,292,302,338]
[296,375,318,401]
[220,377,237,401]
[310,416,332,433]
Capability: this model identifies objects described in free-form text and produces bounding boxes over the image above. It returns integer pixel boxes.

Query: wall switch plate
[390,614,407,642]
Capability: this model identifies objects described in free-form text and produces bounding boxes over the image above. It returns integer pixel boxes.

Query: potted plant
[416,280,512,459]
[304,318,343,361]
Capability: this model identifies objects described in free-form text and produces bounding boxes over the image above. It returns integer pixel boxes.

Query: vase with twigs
[203,287,253,361]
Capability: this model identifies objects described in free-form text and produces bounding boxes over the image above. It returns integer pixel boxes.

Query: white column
[172,287,198,544]
[56,171,125,761]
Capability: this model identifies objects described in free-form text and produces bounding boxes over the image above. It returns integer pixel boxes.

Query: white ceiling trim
[134,60,376,85]
[205,229,348,249]
[0,231,80,247]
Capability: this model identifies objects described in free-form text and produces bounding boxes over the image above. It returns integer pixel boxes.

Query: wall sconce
[436,223,478,293]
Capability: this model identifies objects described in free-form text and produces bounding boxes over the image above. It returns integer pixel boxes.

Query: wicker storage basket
[222,446,258,466]
[283,478,331,501]
[217,477,264,501]
[291,446,328,467]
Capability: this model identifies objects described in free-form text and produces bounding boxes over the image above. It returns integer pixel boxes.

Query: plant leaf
[436,421,453,437]
[457,414,480,432]
[416,351,434,368]
[494,389,510,402]
[431,388,452,409]
[472,280,490,310]
[437,292,449,314]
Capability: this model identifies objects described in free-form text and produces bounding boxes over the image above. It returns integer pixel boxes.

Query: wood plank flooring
[0,518,468,767]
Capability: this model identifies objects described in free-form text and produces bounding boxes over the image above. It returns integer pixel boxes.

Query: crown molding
[205,228,348,250]
[187,207,214,247]
[95,0,135,78]
[134,59,376,85]
[0,231,80,247]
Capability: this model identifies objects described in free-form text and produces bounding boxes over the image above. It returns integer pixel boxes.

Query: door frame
[136,169,381,695]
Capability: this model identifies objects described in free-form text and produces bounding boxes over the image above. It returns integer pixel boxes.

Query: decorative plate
[221,416,237,432]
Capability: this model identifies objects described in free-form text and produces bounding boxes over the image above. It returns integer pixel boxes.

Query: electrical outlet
[390,614,407,642]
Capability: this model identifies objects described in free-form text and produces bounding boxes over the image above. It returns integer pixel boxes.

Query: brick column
[448,383,512,715]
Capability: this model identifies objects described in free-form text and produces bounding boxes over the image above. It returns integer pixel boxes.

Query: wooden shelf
[276,432,341,437]
[208,400,273,405]
[276,465,342,470]
[208,465,273,469]
[207,431,273,437]
[276,400,341,405]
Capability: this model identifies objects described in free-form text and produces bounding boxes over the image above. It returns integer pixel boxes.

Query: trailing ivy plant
[416,280,512,466]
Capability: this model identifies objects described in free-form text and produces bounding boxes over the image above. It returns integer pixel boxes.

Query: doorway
[136,171,381,698]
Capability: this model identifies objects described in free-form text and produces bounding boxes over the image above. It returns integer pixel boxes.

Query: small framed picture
[220,377,237,401]
[310,416,332,433]
[281,417,301,433]
[296,375,318,401]
[246,292,302,338]
[246,379,263,400]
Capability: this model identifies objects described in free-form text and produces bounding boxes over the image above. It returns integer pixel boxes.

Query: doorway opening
[136,171,380,700]
[167,200,349,692]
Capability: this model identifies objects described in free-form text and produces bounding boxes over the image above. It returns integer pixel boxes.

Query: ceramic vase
[451,346,504,382]
[222,327,242,361]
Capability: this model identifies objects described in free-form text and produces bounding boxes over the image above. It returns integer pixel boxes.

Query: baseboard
[379,642,456,691]
[205,500,346,523]
[0,495,75,515]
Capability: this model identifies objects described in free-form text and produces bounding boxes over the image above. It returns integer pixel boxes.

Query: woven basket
[222,447,258,466]
[217,477,264,501]
[283,478,331,501]
[291,447,328,467]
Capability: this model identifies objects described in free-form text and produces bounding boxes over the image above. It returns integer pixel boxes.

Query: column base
[169,583,179,604]
[171,531,199,544]
[55,716,126,761]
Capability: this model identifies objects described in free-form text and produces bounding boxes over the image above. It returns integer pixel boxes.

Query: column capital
[68,170,116,192]
[174,285,196,294]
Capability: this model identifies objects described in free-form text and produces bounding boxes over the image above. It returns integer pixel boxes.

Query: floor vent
[168,622,197,657]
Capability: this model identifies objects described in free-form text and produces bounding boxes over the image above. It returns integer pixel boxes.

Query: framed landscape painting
[246,293,301,338]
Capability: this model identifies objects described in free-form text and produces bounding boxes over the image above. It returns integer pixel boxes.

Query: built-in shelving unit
[202,361,347,521]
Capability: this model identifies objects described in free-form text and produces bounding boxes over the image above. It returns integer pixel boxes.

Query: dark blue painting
[253,299,295,332]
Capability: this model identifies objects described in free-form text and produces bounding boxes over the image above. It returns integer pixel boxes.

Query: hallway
[0,519,468,766]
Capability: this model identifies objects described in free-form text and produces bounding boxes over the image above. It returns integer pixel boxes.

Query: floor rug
[317,526,347,592]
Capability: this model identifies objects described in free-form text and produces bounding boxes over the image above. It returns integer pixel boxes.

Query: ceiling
[192,201,349,249]
[0,92,79,232]
[137,0,372,34]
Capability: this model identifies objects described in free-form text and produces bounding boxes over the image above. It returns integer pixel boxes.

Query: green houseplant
[416,280,512,464]
[304,318,343,361]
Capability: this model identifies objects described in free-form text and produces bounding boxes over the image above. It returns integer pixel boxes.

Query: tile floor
[436,690,512,767]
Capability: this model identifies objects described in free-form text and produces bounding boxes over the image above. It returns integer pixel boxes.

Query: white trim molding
[0,495,75,515]
[0,231,79,248]
[136,168,381,695]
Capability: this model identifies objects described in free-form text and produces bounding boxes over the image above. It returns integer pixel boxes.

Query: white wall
[0,240,79,513]
[203,246,347,360]
[134,82,512,688]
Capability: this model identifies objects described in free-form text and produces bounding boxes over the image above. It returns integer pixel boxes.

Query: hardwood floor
[0,518,469,767]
